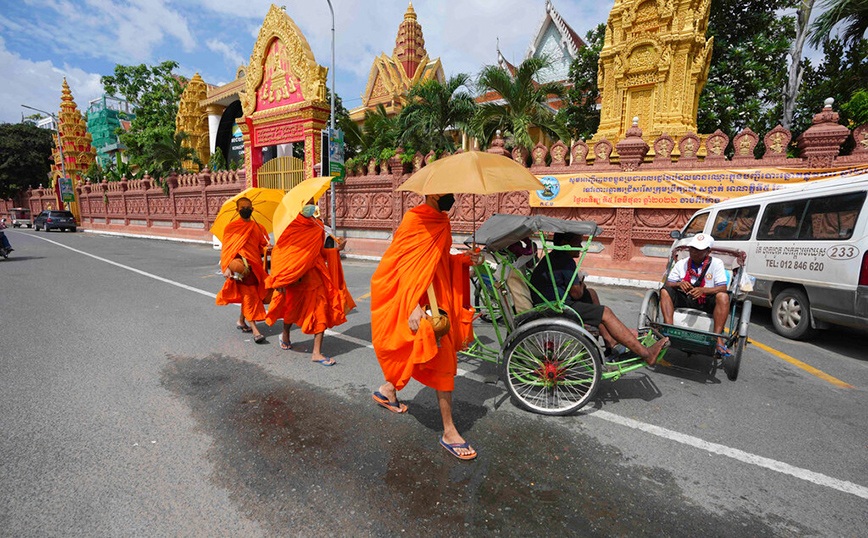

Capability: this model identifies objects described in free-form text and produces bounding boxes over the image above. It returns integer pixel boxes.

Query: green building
[86,95,134,166]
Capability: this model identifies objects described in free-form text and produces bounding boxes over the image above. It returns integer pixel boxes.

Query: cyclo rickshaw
[460,213,664,416]
[637,245,752,381]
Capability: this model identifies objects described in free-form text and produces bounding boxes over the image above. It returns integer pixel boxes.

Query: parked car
[33,210,77,232]
[9,208,32,228]
[671,173,868,340]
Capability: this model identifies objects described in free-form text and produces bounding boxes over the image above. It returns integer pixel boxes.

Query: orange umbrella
[396,151,543,195]
[272,176,333,241]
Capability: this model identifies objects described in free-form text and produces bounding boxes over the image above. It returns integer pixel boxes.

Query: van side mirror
[670,230,682,239]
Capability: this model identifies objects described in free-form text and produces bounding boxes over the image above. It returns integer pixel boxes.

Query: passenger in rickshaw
[659,233,731,355]
[530,232,669,365]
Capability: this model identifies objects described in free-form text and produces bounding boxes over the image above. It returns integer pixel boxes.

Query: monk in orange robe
[216,197,270,343]
[371,193,481,460]
[265,203,355,365]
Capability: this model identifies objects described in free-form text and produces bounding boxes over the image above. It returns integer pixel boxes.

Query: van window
[682,213,709,238]
[758,191,866,241]
[712,205,759,241]
[798,191,865,240]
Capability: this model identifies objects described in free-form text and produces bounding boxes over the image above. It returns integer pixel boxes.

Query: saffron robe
[370,204,474,392]
[264,215,355,334]
[216,219,269,321]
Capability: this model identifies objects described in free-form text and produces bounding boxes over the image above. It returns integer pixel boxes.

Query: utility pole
[325,0,337,232]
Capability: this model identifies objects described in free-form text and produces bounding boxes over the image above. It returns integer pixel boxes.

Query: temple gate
[238,5,330,188]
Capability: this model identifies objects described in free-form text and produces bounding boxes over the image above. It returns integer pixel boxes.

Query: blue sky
[0,0,823,124]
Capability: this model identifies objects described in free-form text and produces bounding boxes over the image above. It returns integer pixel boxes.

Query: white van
[671,174,868,340]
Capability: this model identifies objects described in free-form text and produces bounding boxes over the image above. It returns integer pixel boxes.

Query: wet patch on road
[162,354,810,537]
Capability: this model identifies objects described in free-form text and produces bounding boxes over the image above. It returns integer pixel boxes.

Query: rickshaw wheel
[638,290,660,329]
[724,300,751,381]
[501,319,602,416]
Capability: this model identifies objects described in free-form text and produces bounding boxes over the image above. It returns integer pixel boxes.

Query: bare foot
[311,352,335,366]
[377,383,398,404]
[643,337,670,366]
[441,431,475,458]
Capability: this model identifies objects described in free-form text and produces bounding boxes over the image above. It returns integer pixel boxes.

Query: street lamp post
[22,104,68,211]
[325,0,337,232]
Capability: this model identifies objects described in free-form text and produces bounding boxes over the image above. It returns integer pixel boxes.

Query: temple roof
[349,2,444,122]
[525,0,586,62]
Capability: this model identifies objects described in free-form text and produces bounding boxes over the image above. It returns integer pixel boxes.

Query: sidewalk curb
[81,229,213,245]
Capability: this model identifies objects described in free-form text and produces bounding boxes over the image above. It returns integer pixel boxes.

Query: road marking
[749,338,855,389]
[30,232,868,500]
[588,409,868,500]
[356,291,372,300]
[28,234,220,300]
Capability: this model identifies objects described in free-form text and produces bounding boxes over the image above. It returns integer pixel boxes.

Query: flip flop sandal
[254,334,267,344]
[279,338,292,350]
[372,391,407,413]
[313,357,336,366]
[716,343,732,358]
[439,438,477,461]
[236,324,253,333]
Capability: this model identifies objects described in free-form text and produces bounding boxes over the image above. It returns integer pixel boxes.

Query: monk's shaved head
[236,197,253,209]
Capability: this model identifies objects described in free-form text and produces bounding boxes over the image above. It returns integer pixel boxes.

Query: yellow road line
[356,291,372,300]
[749,338,854,389]
[201,274,218,279]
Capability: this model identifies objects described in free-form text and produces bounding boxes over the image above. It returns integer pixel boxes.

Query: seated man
[660,233,731,355]
[530,232,668,365]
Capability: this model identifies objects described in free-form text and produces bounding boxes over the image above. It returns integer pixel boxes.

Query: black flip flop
[254,334,266,344]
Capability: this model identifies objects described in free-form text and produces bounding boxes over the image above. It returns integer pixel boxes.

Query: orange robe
[264,215,355,334]
[215,219,269,321]
[370,204,474,392]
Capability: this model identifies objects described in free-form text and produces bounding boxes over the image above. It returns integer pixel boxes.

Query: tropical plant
[562,24,606,141]
[398,74,476,153]
[149,131,201,176]
[104,160,143,182]
[209,146,227,171]
[472,57,569,150]
[809,0,868,47]
[842,88,868,126]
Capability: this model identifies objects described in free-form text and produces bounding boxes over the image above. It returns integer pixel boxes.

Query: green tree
[698,0,796,140]
[562,23,606,141]
[342,104,400,165]
[792,37,868,133]
[398,74,476,153]
[0,122,54,199]
[473,57,569,150]
[149,131,201,176]
[809,0,868,47]
[101,61,186,170]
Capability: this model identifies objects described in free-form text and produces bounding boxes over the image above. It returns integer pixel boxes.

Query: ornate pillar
[797,98,850,168]
[612,207,635,262]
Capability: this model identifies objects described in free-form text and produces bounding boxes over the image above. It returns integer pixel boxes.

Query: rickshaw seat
[672,308,715,332]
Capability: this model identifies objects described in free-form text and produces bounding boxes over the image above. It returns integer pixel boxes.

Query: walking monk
[371,193,481,460]
[265,202,355,366]
[216,197,270,343]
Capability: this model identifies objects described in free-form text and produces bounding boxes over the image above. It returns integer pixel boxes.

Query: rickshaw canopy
[472,214,603,251]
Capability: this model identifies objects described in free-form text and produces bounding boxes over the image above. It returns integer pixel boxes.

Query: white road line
[30,232,868,501]
[588,409,868,500]
[27,234,219,300]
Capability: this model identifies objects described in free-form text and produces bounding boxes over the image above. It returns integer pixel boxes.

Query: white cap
[687,233,714,250]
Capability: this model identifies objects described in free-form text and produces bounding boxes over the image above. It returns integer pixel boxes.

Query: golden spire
[61,77,73,102]
[405,1,416,20]
[394,0,426,77]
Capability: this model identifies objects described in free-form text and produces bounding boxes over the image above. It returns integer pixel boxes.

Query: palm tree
[150,131,201,175]
[472,57,569,150]
[398,74,476,153]
[342,104,400,165]
[809,0,868,47]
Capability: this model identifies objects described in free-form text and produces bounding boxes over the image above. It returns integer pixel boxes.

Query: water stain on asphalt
[161,354,810,538]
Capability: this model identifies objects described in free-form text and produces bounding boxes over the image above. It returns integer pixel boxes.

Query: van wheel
[772,287,816,340]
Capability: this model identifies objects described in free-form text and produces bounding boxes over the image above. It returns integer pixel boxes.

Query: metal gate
[257,156,304,191]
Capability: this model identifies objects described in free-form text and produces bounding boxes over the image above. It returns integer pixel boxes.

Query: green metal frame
[460,231,655,382]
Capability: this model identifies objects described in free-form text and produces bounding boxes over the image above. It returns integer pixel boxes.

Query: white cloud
[206,39,245,69]
[0,37,103,123]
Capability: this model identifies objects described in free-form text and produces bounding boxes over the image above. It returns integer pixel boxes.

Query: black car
[33,210,77,232]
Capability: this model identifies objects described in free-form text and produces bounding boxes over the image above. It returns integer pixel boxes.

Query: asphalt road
[2,228,867,538]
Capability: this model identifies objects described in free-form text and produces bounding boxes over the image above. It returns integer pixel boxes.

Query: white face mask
[301,204,316,218]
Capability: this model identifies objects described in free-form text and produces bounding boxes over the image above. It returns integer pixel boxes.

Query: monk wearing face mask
[216,197,270,343]
[370,193,482,460]
[265,201,355,366]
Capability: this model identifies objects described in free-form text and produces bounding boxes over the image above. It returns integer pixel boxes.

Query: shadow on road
[751,305,868,364]
[160,353,808,538]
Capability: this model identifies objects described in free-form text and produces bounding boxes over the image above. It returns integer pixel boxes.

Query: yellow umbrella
[396,150,544,195]
[272,176,333,241]
[210,187,285,241]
